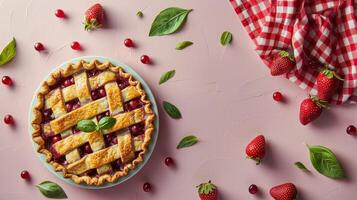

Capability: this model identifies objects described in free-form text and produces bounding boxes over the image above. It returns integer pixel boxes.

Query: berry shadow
[261,141,279,169]
[310,108,338,130]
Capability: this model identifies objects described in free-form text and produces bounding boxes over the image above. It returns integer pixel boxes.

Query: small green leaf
[97,117,116,131]
[307,144,345,179]
[294,162,310,172]
[36,181,67,199]
[163,101,182,119]
[159,70,176,85]
[149,7,193,36]
[176,41,193,50]
[136,11,143,18]
[0,37,16,66]
[77,120,96,132]
[220,31,232,46]
[177,135,198,149]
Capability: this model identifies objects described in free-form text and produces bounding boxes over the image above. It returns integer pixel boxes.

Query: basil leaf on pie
[177,135,198,149]
[77,120,97,132]
[220,31,232,46]
[0,37,16,66]
[176,41,193,50]
[159,70,176,85]
[97,116,116,131]
[163,101,182,119]
[36,181,67,199]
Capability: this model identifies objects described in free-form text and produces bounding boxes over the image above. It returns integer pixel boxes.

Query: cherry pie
[32,60,155,185]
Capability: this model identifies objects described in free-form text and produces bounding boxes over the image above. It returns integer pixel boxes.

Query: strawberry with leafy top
[270,50,295,76]
[83,3,104,31]
[197,180,218,200]
[245,135,266,164]
[270,183,297,200]
[299,96,327,125]
[316,67,343,101]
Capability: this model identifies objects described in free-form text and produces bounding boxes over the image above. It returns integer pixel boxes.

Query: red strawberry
[83,3,104,31]
[270,183,297,200]
[245,135,266,164]
[270,50,295,76]
[316,68,343,101]
[299,96,327,125]
[197,180,218,200]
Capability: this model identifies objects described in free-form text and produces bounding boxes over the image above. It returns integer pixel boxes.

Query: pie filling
[37,64,152,179]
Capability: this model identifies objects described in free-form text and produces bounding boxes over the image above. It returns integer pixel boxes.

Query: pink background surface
[0,0,357,199]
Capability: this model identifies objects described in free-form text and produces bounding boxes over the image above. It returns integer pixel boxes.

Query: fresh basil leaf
[98,117,116,130]
[159,70,176,85]
[176,41,193,50]
[136,11,143,18]
[294,162,310,172]
[307,145,345,179]
[77,120,96,132]
[0,37,16,66]
[36,181,67,199]
[220,31,232,46]
[177,135,198,149]
[163,101,182,119]
[149,7,193,36]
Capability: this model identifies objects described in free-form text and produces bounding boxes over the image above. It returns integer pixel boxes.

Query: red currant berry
[51,136,61,144]
[34,42,45,51]
[346,125,357,135]
[273,91,283,102]
[124,38,134,47]
[143,182,151,192]
[140,55,150,64]
[55,9,65,18]
[3,114,14,125]
[2,76,13,86]
[248,184,258,194]
[71,41,81,50]
[164,157,174,166]
[20,170,30,180]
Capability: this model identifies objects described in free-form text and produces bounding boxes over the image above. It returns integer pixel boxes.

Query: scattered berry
[140,55,150,64]
[124,38,134,47]
[317,68,343,101]
[299,96,326,125]
[2,76,13,86]
[249,184,258,194]
[3,114,14,125]
[55,9,65,18]
[273,91,283,102]
[71,41,81,50]
[270,183,297,200]
[197,180,218,200]
[84,3,104,31]
[143,182,151,192]
[34,42,45,51]
[164,157,174,166]
[20,170,30,180]
[270,50,295,76]
[346,125,357,135]
[245,135,266,165]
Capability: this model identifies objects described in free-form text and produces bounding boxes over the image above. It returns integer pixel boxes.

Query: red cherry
[130,125,142,134]
[164,157,174,166]
[273,91,283,102]
[129,100,139,109]
[346,125,357,135]
[71,41,81,50]
[51,136,61,144]
[99,88,106,97]
[143,182,151,192]
[55,9,65,18]
[20,170,30,180]
[63,79,73,87]
[73,103,81,110]
[140,55,150,64]
[34,42,45,51]
[3,114,14,125]
[124,38,134,47]
[2,76,13,86]
[249,184,258,194]
[84,144,92,153]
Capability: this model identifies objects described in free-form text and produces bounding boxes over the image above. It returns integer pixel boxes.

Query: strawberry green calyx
[321,67,344,81]
[279,50,295,62]
[310,95,328,108]
[246,156,261,165]
[83,19,102,31]
[197,180,217,195]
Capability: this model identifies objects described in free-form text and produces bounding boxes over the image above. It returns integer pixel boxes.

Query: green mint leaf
[77,120,96,132]
[220,31,232,46]
[0,37,16,66]
[163,101,182,119]
[307,144,345,179]
[149,7,193,36]
[159,70,176,85]
[176,41,193,50]
[294,161,310,172]
[136,11,143,18]
[98,117,116,131]
[36,181,67,199]
[177,135,198,149]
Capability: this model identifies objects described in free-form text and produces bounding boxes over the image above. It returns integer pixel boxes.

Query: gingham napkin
[229,0,357,104]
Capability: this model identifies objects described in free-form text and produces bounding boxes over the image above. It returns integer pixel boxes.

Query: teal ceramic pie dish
[28,56,159,189]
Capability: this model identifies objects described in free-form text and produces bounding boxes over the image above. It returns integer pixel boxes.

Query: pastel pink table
[0,1,356,199]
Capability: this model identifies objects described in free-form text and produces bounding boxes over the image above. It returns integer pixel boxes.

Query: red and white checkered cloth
[229,0,357,104]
